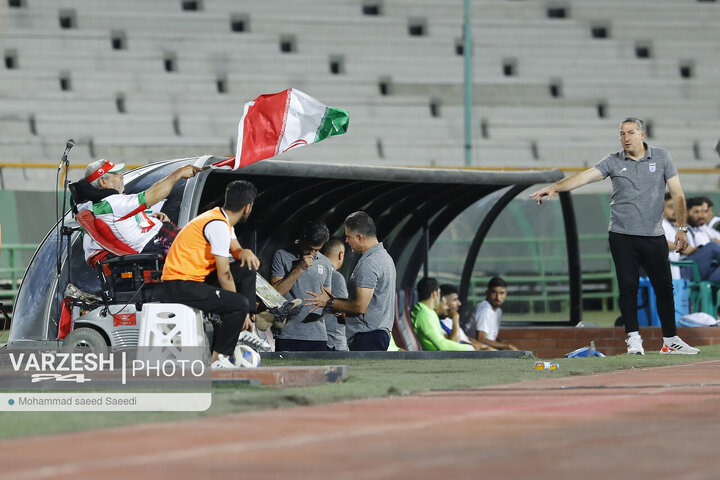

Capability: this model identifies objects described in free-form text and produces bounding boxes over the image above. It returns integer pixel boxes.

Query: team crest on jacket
[318,264,324,275]
[649,162,656,172]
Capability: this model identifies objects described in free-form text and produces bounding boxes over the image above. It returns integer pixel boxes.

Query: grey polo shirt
[345,242,396,343]
[324,269,348,350]
[594,144,678,237]
[271,247,333,341]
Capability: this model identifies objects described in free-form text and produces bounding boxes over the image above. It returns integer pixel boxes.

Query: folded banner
[211,89,349,170]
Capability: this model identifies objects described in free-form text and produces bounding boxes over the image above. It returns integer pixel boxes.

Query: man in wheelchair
[65,165,297,360]
[74,158,202,263]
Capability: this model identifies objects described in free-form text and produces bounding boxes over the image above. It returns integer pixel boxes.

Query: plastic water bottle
[533,361,559,370]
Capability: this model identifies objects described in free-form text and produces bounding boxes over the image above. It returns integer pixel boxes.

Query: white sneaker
[626,336,645,355]
[660,336,700,355]
[237,330,271,352]
[210,354,237,369]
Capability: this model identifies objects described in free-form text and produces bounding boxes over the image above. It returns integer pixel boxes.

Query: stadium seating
[0,0,718,190]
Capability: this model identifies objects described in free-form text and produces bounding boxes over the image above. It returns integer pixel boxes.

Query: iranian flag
[211,89,349,170]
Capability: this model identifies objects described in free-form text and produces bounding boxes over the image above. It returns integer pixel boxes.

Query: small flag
[58,299,72,340]
[212,89,349,170]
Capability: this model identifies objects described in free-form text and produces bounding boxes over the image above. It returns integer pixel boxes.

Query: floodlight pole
[463,0,473,167]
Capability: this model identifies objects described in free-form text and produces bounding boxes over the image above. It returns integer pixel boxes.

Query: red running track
[2,360,720,480]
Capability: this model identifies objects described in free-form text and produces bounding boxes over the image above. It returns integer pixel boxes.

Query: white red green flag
[211,89,349,170]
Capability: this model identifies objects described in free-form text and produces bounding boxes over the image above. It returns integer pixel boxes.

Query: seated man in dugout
[661,192,682,280]
[701,196,720,232]
[436,284,495,351]
[161,180,269,368]
[411,277,473,351]
[678,196,720,282]
[465,276,518,351]
[75,158,201,262]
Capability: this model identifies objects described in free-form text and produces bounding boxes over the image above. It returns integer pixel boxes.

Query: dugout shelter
[6,156,579,348]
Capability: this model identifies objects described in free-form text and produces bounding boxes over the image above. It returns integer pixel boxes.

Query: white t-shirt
[466,300,502,341]
[686,224,720,248]
[203,214,237,257]
[81,193,165,261]
[440,317,471,344]
[662,219,680,280]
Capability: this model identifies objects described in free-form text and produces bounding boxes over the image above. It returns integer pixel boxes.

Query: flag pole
[463,0,473,167]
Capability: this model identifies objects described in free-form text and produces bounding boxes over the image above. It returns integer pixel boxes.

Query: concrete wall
[503,326,720,359]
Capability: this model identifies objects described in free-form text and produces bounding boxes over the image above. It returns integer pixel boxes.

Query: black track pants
[161,264,256,355]
[608,232,677,338]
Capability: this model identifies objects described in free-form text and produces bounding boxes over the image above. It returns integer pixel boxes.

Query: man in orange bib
[161,180,260,369]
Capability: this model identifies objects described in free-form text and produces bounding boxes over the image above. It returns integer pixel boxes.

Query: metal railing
[434,234,618,314]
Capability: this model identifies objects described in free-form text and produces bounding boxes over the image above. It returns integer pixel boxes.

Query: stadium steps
[1,0,718,189]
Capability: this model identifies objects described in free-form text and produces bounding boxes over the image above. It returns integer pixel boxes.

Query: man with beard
[700,197,720,231]
[161,180,262,369]
[679,196,720,282]
[465,277,517,351]
[437,284,494,351]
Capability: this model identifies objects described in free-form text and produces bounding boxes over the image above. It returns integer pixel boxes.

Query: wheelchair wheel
[62,327,109,355]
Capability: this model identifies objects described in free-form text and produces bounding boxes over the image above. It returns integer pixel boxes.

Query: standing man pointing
[530,117,698,355]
